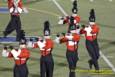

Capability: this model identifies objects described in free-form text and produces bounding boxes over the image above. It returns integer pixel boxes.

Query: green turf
[0,0,115,77]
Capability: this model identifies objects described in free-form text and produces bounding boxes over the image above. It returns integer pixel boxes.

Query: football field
[0,0,115,77]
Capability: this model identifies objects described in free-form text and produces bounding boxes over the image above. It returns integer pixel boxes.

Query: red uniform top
[8,0,23,16]
[80,24,99,41]
[60,33,80,51]
[8,48,30,65]
[33,38,54,56]
[64,15,80,25]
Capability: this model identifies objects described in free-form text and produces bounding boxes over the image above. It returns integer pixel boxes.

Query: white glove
[65,35,73,40]
[37,41,46,50]
[84,26,92,36]
[11,49,20,60]
[58,17,64,24]
[58,19,64,24]
[54,37,60,44]
[17,7,22,13]
[27,41,33,48]
[23,7,28,13]
[9,7,14,13]
[46,48,51,51]
[2,49,9,57]
[76,28,81,34]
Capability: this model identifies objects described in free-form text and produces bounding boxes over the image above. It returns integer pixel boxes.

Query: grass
[0,0,115,77]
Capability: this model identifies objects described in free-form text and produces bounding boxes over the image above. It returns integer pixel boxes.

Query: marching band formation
[1,0,100,77]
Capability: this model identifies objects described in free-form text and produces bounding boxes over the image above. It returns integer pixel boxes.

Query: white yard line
[52,0,68,16]
[52,0,115,72]
[28,7,60,17]
[100,51,115,72]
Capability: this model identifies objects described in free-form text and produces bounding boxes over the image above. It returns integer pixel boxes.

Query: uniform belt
[41,53,52,57]
[20,58,26,60]
[15,58,26,60]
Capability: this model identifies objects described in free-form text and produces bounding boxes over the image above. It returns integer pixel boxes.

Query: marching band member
[55,22,80,77]
[80,9,100,71]
[3,0,23,41]
[2,41,30,77]
[33,21,54,77]
[58,0,81,34]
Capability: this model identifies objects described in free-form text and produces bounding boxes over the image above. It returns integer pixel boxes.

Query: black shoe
[94,61,100,71]
[88,60,93,69]
[95,69,100,73]
[95,67,100,71]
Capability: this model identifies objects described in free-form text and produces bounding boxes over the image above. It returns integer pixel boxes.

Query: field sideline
[0,0,115,77]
